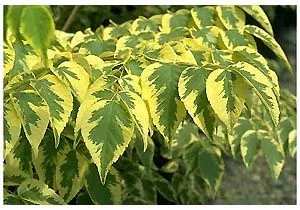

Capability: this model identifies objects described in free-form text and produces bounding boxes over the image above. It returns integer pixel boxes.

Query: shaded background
[51,5,296,204]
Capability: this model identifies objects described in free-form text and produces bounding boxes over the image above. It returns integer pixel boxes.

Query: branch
[62,5,80,32]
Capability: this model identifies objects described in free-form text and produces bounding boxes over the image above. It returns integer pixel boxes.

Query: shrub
[3,5,296,204]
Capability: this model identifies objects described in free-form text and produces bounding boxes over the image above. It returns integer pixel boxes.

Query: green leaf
[260,134,285,180]
[179,66,216,139]
[32,75,73,147]
[136,136,156,169]
[206,68,247,132]
[278,117,295,144]
[232,46,280,99]
[5,132,33,176]
[11,90,50,156]
[32,130,59,189]
[79,39,116,57]
[56,147,89,202]
[20,6,55,60]
[131,16,159,34]
[228,117,253,158]
[288,129,296,158]
[51,61,90,103]
[4,189,27,205]
[216,6,245,29]
[18,179,66,204]
[81,100,134,183]
[161,11,191,32]
[141,62,186,141]
[244,25,292,73]
[119,90,149,150]
[6,6,26,41]
[230,62,280,126]
[239,5,273,36]
[240,130,260,167]
[4,164,31,186]
[191,6,217,28]
[191,26,220,49]
[85,164,122,204]
[220,28,254,50]
[4,101,22,159]
[118,74,141,95]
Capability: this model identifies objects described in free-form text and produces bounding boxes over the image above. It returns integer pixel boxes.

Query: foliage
[3,5,296,204]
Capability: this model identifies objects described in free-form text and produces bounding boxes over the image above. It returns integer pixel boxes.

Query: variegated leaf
[103,26,130,41]
[190,26,220,49]
[74,75,118,142]
[191,6,217,29]
[216,6,245,29]
[118,74,141,95]
[18,179,66,204]
[84,55,105,81]
[260,133,285,180]
[206,68,247,132]
[4,189,27,204]
[81,99,134,183]
[136,136,156,169]
[220,28,253,50]
[244,25,292,73]
[85,164,122,204]
[32,130,61,189]
[124,57,150,76]
[32,75,73,147]
[119,90,149,151]
[52,61,90,103]
[56,147,89,202]
[141,63,186,141]
[4,101,22,159]
[230,62,280,126]
[178,66,216,139]
[232,46,280,99]
[161,11,191,33]
[11,90,50,156]
[288,129,296,158]
[156,27,188,45]
[4,164,31,186]
[131,16,159,34]
[78,39,116,58]
[6,132,33,176]
[239,5,273,36]
[240,130,259,168]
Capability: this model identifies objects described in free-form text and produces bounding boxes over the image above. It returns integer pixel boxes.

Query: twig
[62,5,80,32]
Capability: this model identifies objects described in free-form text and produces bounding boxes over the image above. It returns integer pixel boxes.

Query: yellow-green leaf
[141,63,186,141]
[178,66,216,139]
[239,5,273,36]
[51,61,90,103]
[18,179,66,205]
[240,130,259,168]
[191,6,217,29]
[81,100,134,183]
[11,90,50,156]
[244,25,292,73]
[32,75,73,147]
[216,6,245,29]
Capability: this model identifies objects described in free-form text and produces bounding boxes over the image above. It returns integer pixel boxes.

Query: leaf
[32,130,59,189]
[5,132,33,176]
[161,11,190,32]
[6,6,26,41]
[32,75,73,147]
[232,46,280,99]
[20,6,55,60]
[191,6,217,28]
[244,25,292,73]
[52,61,90,103]
[78,39,116,57]
[228,117,253,157]
[119,90,149,150]
[124,57,150,76]
[118,74,141,95]
[131,16,159,34]
[240,130,260,167]
[150,171,177,203]
[56,147,89,202]
[136,136,156,169]
[191,26,220,49]
[239,5,273,36]
[81,100,134,183]
[11,90,50,156]
[74,75,118,142]
[206,68,247,132]
[278,117,295,144]
[230,62,280,126]
[288,129,296,158]
[141,62,186,141]
[260,134,285,180]
[220,28,254,50]
[216,6,245,29]
[85,164,122,204]
[4,101,22,159]
[4,189,27,205]
[178,66,216,139]
[17,179,66,204]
